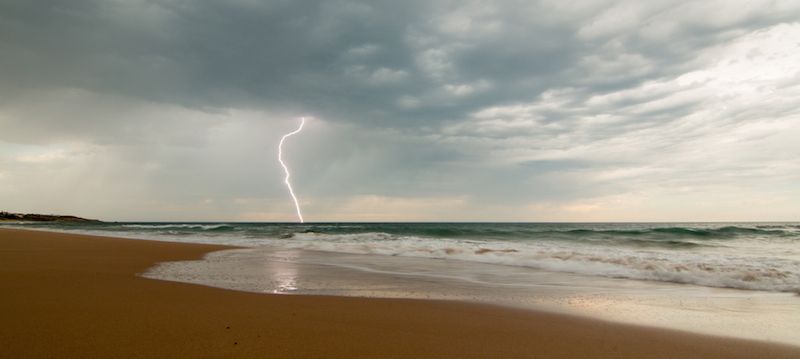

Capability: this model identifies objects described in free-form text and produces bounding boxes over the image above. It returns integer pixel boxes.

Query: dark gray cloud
[0,1,747,123]
[3,0,796,125]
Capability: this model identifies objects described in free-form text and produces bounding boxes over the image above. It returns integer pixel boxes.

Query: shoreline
[143,245,800,346]
[2,227,799,358]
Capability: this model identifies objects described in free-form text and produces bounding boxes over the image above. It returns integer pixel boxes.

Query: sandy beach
[1,228,798,358]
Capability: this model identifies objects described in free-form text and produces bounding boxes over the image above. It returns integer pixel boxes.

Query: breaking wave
[121,224,235,231]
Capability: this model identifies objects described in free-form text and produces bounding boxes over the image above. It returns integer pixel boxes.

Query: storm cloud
[1,0,799,221]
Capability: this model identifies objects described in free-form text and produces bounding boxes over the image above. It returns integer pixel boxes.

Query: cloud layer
[1,0,799,221]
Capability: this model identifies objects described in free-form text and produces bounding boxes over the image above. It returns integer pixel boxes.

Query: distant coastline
[0,211,100,223]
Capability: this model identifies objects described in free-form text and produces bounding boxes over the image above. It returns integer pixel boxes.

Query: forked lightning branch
[277,117,306,223]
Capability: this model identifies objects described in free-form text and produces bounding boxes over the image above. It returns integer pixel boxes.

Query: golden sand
[1,228,798,358]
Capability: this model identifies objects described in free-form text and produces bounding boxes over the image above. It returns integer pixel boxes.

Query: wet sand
[1,228,798,358]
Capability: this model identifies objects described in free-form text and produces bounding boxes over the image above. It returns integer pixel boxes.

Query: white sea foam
[253,232,800,293]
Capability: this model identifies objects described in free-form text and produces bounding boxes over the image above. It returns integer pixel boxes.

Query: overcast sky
[1,0,799,221]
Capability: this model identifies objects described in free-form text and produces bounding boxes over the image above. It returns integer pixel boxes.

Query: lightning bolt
[278,117,306,223]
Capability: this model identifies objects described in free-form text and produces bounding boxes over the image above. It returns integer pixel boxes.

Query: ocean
[4,221,800,344]
[7,221,799,293]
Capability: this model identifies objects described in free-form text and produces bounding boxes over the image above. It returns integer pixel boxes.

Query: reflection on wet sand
[264,252,299,293]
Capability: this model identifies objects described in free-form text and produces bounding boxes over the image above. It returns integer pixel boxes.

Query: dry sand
[1,228,798,358]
